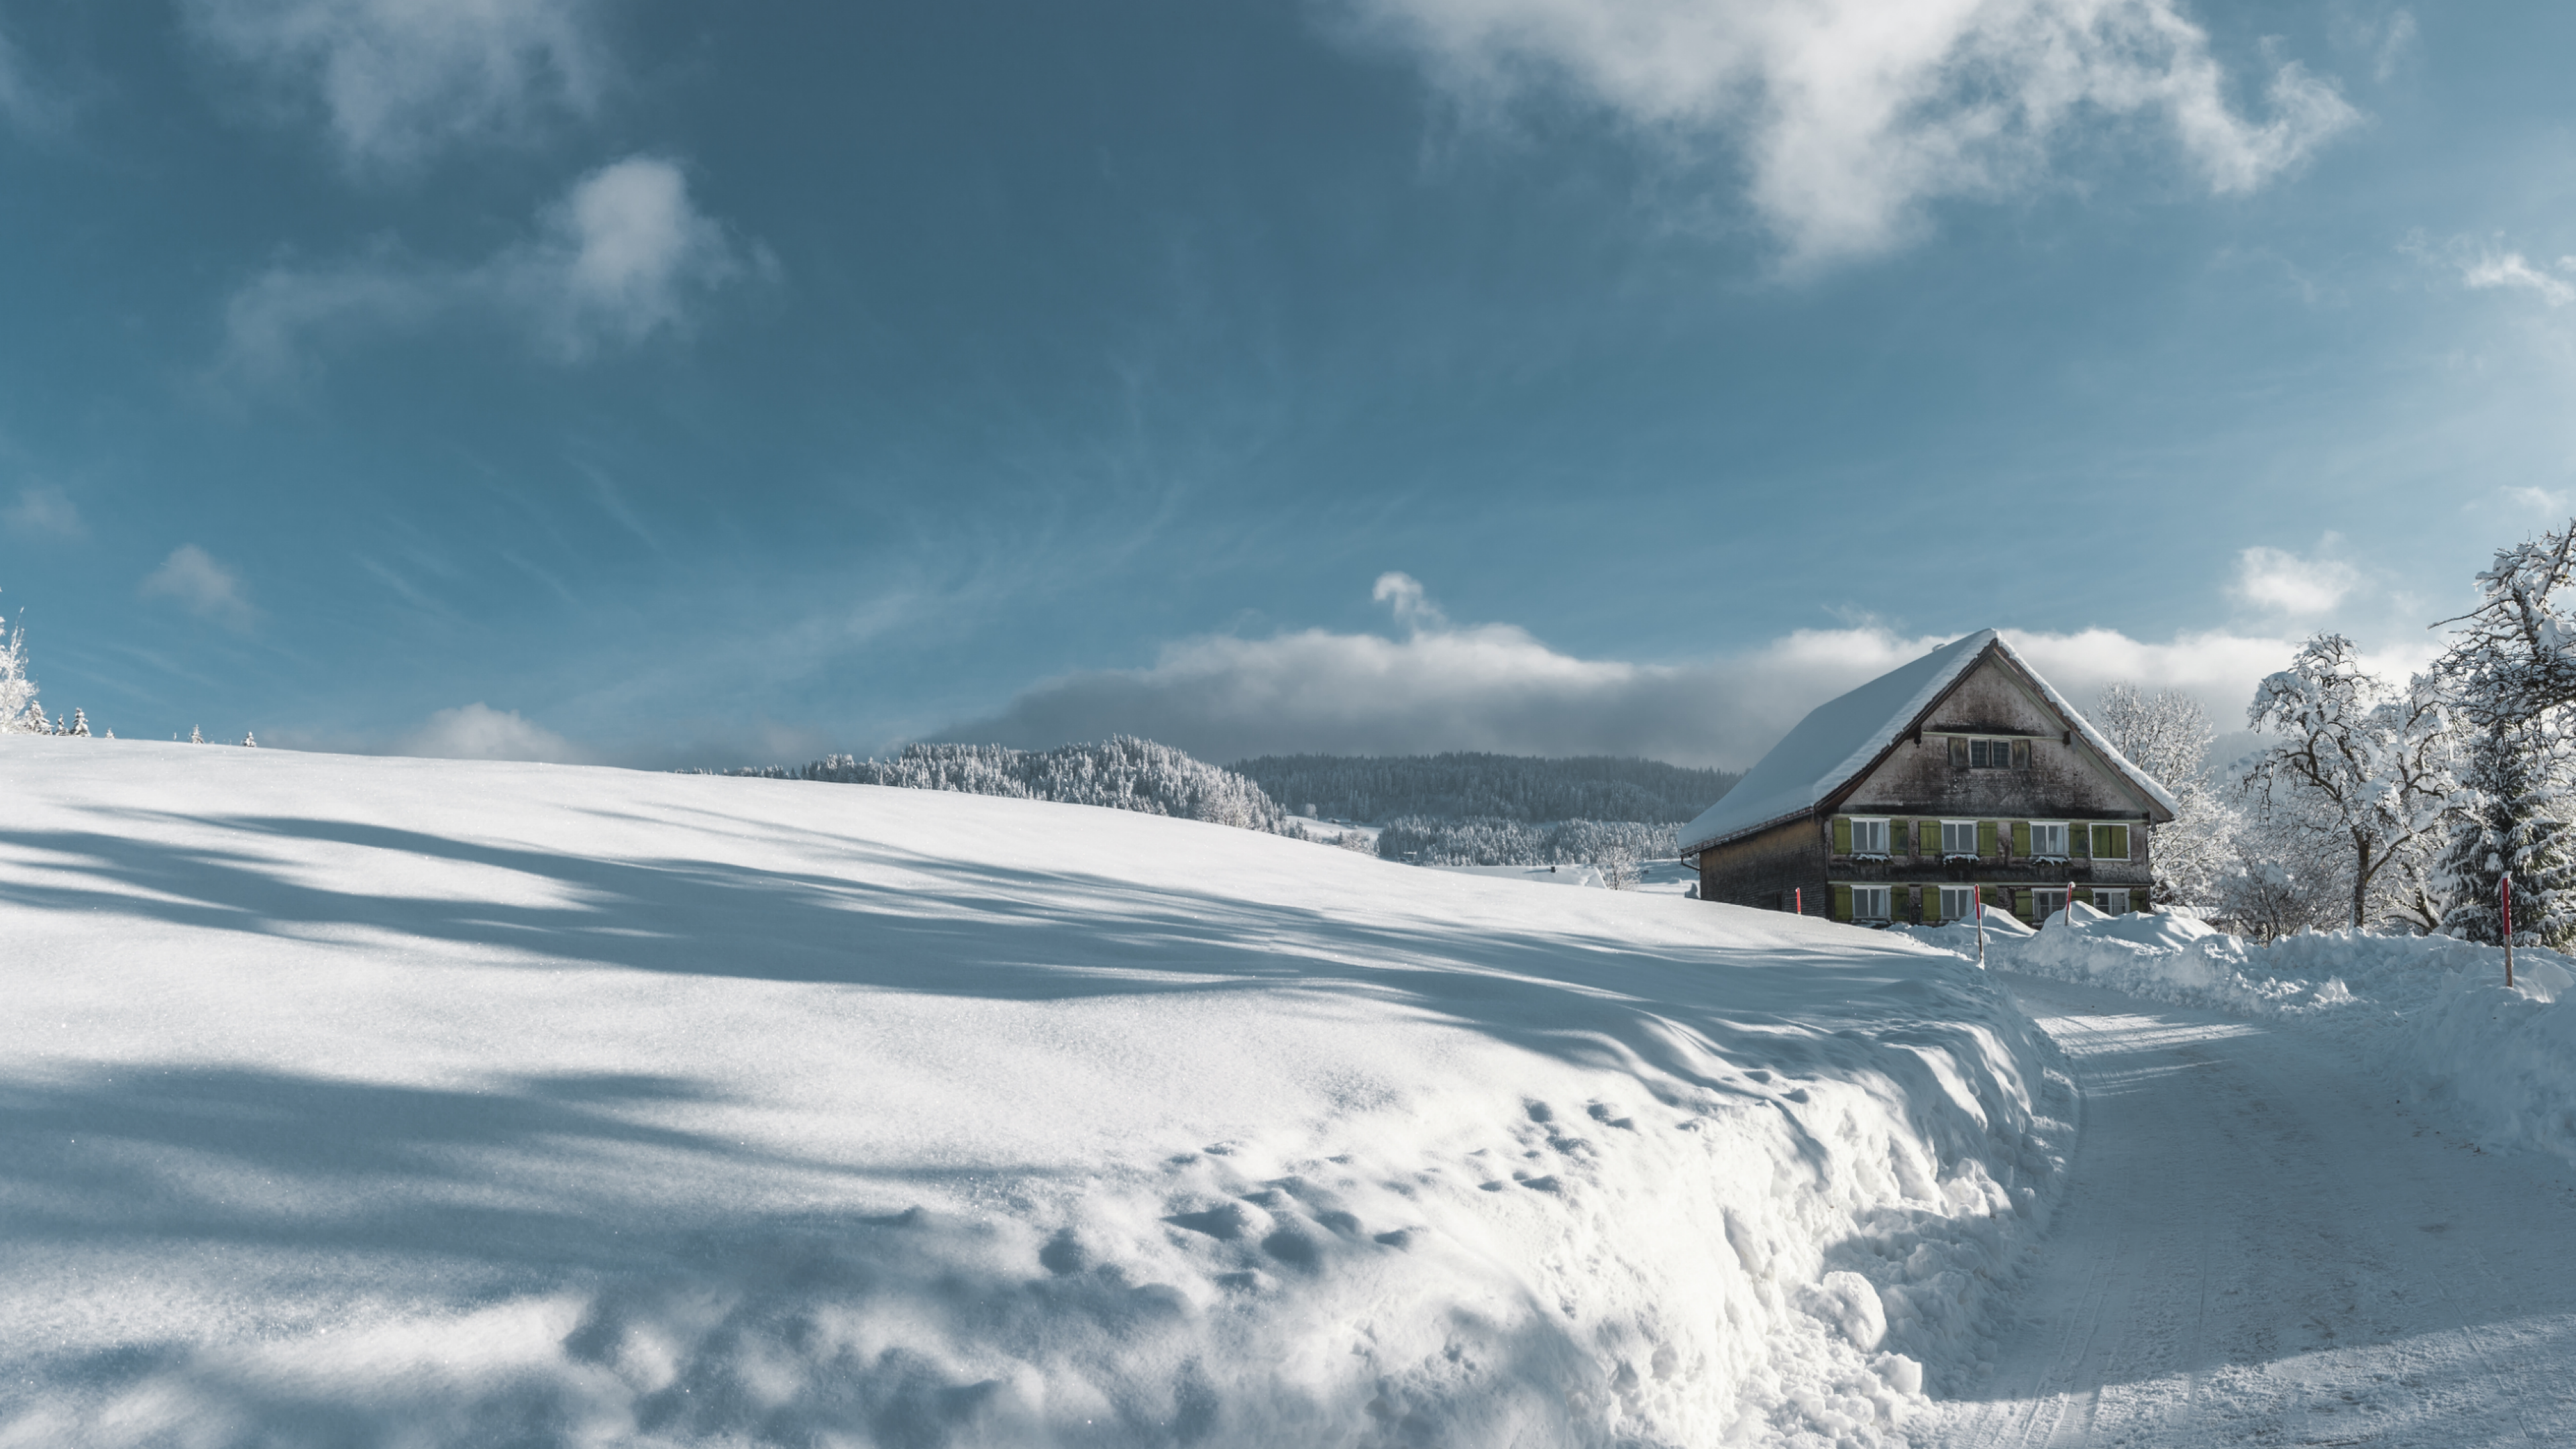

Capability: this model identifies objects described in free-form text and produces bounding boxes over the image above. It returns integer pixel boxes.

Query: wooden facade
[1689,637,2171,926]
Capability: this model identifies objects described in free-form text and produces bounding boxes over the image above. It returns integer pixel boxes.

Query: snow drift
[1917,903,2576,1173]
[0,738,2067,1447]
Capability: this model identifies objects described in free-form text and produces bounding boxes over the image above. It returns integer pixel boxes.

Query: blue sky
[0,0,2569,770]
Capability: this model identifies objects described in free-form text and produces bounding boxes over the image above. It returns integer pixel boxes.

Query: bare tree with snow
[2098,682,2233,908]
[2243,635,2459,931]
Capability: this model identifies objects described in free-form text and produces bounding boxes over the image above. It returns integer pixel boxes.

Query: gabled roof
[1678,629,2179,854]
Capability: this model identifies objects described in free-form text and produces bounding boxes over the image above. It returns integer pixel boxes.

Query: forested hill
[1230,753,1739,825]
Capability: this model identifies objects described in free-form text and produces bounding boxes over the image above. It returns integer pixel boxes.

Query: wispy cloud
[1339,0,2357,266]
[179,0,605,170]
[2463,252,2576,308]
[0,23,65,133]
[2408,231,2576,309]
[220,155,766,382]
[140,544,258,631]
[5,484,83,538]
[397,702,590,762]
[942,575,2340,768]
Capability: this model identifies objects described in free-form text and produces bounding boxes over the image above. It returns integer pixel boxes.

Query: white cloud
[945,576,2347,769]
[2459,250,2576,309]
[397,702,590,762]
[220,155,761,380]
[2506,486,2572,515]
[1342,0,2356,266]
[2231,542,2360,617]
[180,0,604,169]
[140,544,258,630]
[497,155,755,361]
[5,484,82,538]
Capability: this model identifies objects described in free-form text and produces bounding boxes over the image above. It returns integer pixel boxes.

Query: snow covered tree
[190,725,204,743]
[2244,635,2459,930]
[68,707,89,737]
[2436,714,2576,947]
[0,604,38,736]
[241,731,258,747]
[2437,524,2576,723]
[2098,682,2232,907]
[25,700,47,735]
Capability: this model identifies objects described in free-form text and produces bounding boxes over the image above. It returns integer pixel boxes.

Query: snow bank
[1912,902,2576,1171]
[0,738,2068,1448]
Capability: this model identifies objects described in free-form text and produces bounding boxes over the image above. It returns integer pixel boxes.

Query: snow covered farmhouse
[1680,629,2178,926]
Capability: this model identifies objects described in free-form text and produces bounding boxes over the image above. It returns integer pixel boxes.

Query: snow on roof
[1679,629,2178,853]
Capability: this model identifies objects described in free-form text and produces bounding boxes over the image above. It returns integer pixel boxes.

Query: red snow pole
[1976,888,1986,970]
[2504,872,2515,990]
[1794,886,1803,917]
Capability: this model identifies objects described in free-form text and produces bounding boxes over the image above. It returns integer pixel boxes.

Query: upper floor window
[2091,823,2132,860]
[1941,820,1979,857]
[1851,885,1891,921]
[1847,817,1890,855]
[2029,822,2070,859]
[1948,736,2028,769]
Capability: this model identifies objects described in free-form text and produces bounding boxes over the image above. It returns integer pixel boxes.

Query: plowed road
[1916,974,2576,1448]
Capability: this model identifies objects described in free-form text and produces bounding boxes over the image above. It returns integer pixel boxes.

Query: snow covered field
[0,739,2065,1448]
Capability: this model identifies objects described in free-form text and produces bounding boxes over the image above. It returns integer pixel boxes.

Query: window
[2029,822,2070,859]
[1939,885,1978,920]
[1957,737,2028,769]
[1941,820,1979,857]
[2094,889,2130,914]
[1851,885,1891,921]
[2092,823,2131,860]
[1849,817,1890,856]
[2033,888,2069,918]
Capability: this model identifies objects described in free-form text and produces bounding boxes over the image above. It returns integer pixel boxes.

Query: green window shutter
[1948,736,1969,768]
[1832,817,1852,853]
[2012,739,2031,769]
[1977,820,1998,857]
[1923,888,1943,924]
[1888,818,1909,855]
[2010,821,2031,857]
[2014,889,2034,920]
[1832,883,1853,922]
[2074,887,2091,908]
[2072,824,2090,858]
[1919,820,1939,857]
[2092,824,2128,859]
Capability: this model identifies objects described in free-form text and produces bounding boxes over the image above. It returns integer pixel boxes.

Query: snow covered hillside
[1,739,2064,1448]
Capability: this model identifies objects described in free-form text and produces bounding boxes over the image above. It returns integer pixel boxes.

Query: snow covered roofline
[1678,629,2180,855]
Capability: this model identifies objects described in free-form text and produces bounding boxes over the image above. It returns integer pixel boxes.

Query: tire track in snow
[1915,974,2576,1448]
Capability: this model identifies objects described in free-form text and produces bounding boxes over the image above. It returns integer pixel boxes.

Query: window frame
[1850,884,1892,922]
[1937,885,1978,920]
[1847,816,1892,858]
[2027,820,2071,861]
[1940,818,1979,859]
[2033,888,2070,918]
[2091,822,2132,861]
[2094,888,2131,914]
